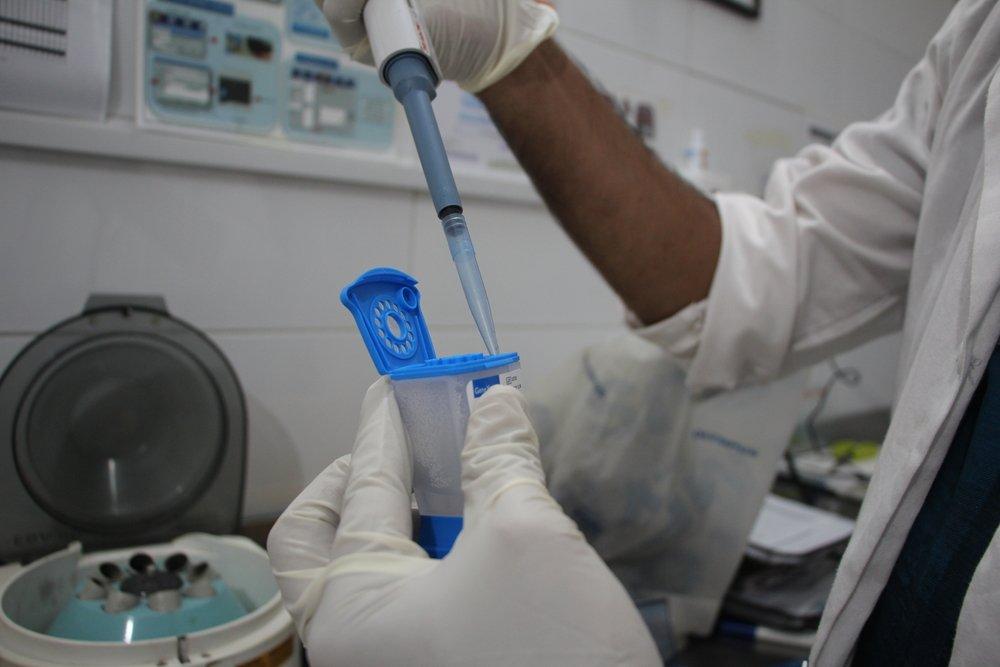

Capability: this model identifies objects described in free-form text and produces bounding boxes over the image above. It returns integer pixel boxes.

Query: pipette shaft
[375,39,500,355]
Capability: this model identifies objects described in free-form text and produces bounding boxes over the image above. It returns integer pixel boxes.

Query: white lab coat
[637,0,1000,663]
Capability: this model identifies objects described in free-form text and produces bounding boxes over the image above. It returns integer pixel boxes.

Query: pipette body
[365,0,500,356]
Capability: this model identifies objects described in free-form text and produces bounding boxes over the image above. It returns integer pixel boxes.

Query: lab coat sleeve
[636,41,945,393]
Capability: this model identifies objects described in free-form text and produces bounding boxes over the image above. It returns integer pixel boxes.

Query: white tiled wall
[0,0,954,520]
[0,148,413,333]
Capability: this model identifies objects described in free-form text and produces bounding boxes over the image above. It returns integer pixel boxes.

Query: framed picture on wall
[704,0,761,19]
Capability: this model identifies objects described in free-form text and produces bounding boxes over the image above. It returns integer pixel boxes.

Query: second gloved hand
[268,378,659,666]
[314,0,559,92]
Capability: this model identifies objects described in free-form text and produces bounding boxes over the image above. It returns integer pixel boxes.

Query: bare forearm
[478,40,721,324]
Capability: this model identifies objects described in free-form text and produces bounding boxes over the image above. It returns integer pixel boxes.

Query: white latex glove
[315,0,559,92]
[268,377,659,666]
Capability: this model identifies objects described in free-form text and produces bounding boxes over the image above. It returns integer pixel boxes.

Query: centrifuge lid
[0,295,246,564]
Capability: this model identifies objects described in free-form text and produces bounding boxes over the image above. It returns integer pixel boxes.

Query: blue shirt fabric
[853,342,1000,666]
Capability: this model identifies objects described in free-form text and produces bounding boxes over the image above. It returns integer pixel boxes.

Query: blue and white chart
[139,0,396,152]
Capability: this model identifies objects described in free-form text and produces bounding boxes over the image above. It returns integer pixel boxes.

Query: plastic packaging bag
[530,333,806,648]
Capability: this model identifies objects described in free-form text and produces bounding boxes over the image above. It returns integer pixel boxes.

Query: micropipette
[364,0,500,355]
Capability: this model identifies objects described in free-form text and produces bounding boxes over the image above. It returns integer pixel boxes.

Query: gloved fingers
[267,453,351,635]
[461,385,549,518]
[316,0,373,62]
[458,0,560,93]
[330,377,426,559]
[268,454,352,568]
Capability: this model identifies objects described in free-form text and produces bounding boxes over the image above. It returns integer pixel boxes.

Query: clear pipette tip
[440,212,500,355]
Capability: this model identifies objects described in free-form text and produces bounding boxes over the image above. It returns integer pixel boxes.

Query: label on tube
[466,369,524,405]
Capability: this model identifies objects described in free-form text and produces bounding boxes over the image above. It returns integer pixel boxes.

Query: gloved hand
[267,377,659,666]
[314,0,559,92]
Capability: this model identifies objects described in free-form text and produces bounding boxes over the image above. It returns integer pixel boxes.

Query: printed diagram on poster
[283,52,396,149]
[144,0,282,134]
[138,0,396,152]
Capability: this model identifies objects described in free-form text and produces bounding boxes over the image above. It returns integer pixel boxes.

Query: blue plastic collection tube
[384,54,500,356]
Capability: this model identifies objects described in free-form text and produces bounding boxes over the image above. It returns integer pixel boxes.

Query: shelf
[0,109,540,206]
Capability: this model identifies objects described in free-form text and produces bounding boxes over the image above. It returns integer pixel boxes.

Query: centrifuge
[0,295,297,666]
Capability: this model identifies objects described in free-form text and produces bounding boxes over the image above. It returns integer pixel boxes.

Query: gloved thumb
[460,385,547,518]
[328,376,423,560]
